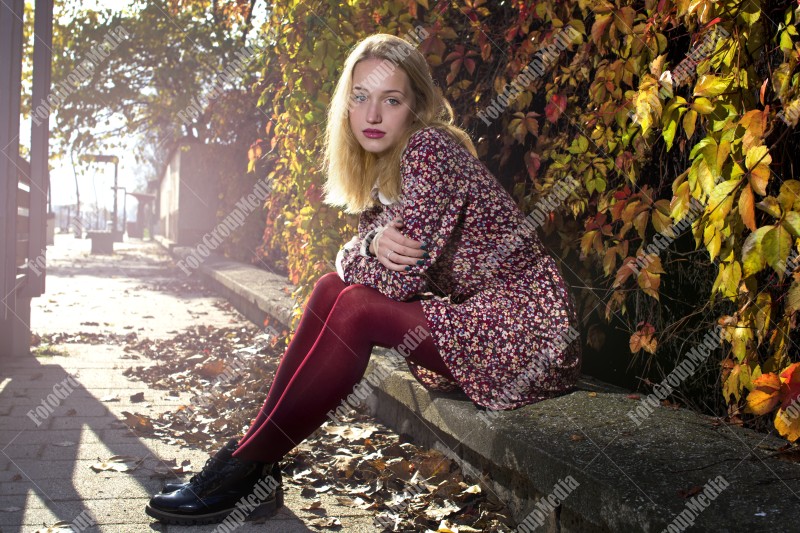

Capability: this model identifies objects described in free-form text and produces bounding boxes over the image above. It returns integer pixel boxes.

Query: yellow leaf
[774,409,800,442]
[706,178,741,222]
[630,323,657,354]
[694,75,731,98]
[683,109,698,139]
[745,373,781,415]
[745,145,771,172]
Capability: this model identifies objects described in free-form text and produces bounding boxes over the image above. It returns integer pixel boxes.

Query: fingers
[384,219,427,256]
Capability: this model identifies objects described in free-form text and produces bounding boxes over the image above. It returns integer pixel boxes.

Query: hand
[372,218,429,272]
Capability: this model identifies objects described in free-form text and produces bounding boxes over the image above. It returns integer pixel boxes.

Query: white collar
[372,180,395,206]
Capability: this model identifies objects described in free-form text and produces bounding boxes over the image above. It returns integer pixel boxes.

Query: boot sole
[145,488,284,525]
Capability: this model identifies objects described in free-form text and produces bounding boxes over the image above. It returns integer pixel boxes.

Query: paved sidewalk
[0,234,375,532]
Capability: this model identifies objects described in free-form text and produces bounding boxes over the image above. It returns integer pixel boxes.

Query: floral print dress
[336,127,581,410]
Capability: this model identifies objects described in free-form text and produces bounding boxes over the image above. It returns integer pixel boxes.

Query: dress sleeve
[339,128,467,301]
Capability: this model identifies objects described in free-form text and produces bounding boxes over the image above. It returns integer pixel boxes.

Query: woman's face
[348,57,416,157]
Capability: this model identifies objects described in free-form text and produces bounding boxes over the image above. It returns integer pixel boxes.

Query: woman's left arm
[339,129,467,301]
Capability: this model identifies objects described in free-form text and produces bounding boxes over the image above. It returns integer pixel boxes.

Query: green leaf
[783,212,800,238]
[763,225,793,271]
[742,226,771,277]
[706,178,742,222]
[788,280,800,314]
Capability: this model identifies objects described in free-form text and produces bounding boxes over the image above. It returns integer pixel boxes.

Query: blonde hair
[322,33,476,214]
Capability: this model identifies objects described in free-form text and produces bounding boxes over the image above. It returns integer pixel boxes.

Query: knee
[330,284,376,317]
[315,271,345,292]
[337,283,375,301]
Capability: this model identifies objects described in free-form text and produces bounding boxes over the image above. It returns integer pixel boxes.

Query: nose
[366,100,381,124]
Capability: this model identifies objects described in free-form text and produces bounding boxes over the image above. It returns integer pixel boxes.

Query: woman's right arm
[335,203,385,281]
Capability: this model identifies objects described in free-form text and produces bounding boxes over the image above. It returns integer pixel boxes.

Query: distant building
[155,141,238,246]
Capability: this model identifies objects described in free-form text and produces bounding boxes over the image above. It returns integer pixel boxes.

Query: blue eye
[387,98,400,105]
[352,94,366,103]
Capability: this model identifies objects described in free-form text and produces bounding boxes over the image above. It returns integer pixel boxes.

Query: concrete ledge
[162,243,800,531]
[153,235,177,254]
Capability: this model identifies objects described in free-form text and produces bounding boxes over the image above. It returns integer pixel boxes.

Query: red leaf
[545,94,567,123]
[780,363,800,410]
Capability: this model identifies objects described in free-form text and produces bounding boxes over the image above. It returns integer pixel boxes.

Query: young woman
[145,33,581,526]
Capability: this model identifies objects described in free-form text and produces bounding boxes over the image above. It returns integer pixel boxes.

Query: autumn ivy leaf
[756,197,782,218]
[694,74,731,98]
[763,224,792,271]
[629,322,657,354]
[723,363,745,402]
[712,260,742,301]
[787,278,800,315]
[591,14,613,47]
[779,362,800,411]
[739,184,756,231]
[744,372,781,415]
[682,109,698,139]
[739,109,766,152]
[745,145,772,196]
[782,212,800,238]
[545,94,567,123]
[692,97,715,114]
[778,180,800,211]
[742,225,771,278]
[569,135,589,154]
[705,178,741,222]
[637,257,664,300]
[774,409,800,442]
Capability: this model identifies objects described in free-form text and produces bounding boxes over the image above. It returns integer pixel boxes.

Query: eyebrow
[352,85,406,96]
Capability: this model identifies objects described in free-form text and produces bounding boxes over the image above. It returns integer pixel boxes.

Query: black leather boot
[145,441,283,525]
[160,438,239,493]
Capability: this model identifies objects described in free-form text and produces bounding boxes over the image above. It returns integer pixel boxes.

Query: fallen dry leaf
[424,500,462,521]
[120,411,155,432]
[91,455,144,473]
[309,517,341,529]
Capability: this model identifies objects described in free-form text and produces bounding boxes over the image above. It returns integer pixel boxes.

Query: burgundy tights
[231,272,454,463]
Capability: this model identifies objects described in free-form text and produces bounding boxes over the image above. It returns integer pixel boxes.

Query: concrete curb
[165,246,800,532]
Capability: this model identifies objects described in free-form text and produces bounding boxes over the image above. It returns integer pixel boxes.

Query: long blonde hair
[322,33,476,214]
